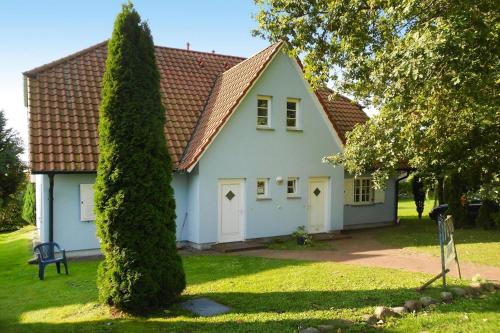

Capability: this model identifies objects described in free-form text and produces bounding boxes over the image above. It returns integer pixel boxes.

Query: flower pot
[296,236,305,245]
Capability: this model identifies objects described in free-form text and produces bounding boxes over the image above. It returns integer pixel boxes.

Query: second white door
[308,177,329,233]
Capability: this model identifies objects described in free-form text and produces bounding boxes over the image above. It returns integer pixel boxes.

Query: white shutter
[374,183,386,203]
[80,184,96,221]
[344,178,354,205]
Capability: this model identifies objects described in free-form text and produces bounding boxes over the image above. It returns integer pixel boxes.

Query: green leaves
[95,3,185,313]
[256,0,500,199]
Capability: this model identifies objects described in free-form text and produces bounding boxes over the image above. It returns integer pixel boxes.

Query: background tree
[0,109,25,209]
[411,176,426,220]
[22,182,36,225]
[255,0,500,202]
[95,4,185,313]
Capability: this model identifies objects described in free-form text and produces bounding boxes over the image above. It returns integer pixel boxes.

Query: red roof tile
[24,41,368,173]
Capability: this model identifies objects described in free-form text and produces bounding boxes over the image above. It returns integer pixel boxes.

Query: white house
[24,41,398,255]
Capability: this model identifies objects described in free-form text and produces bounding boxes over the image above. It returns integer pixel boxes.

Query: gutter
[48,173,55,243]
[394,170,410,224]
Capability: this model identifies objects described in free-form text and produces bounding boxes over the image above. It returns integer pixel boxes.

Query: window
[286,99,299,129]
[256,178,269,199]
[257,96,271,127]
[354,178,372,203]
[287,177,299,197]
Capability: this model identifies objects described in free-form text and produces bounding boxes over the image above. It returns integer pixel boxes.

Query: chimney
[186,42,190,50]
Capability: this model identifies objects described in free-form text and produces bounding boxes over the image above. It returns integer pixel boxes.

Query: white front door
[308,177,329,233]
[218,179,245,243]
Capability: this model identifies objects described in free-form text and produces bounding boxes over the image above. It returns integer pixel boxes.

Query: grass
[1,227,499,332]
[373,199,500,268]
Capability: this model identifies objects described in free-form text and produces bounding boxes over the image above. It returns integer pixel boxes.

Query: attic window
[286,98,300,129]
[257,96,271,128]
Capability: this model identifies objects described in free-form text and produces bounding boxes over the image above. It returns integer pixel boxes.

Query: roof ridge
[153,44,247,60]
[23,40,249,78]
[220,41,283,76]
[318,87,365,110]
[23,40,109,77]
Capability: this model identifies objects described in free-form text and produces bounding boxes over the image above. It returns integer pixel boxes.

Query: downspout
[48,173,55,243]
[394,170,410,224]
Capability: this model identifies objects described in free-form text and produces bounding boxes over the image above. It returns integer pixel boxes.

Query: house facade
[25,41,396,255]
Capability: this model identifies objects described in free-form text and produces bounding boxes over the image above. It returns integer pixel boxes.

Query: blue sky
[0,0,269,158]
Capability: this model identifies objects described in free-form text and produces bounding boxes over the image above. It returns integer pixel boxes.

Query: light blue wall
[52,174,100,251]
[36,172,191,251]
[344,177,396,226]
[195,51,345,244]
[184,167,200,244]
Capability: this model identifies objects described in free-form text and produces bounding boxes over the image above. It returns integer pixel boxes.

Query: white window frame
[286,98,300,130]
[287,177,300,198]
[257,96,272,128]
[256,178,270,199]
[353,178,373,204]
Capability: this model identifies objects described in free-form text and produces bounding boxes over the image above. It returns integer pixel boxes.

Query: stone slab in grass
[181,297,230,316]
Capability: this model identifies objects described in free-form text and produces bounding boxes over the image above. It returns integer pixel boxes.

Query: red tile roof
[24,41,368,173]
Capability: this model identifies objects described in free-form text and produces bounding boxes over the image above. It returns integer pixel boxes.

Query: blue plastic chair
[33,242,69,280]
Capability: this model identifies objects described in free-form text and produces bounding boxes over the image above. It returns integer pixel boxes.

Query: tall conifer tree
[95,3,185,313]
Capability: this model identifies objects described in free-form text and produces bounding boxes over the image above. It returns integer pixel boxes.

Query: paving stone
[362,314,377,324]
[440,291,453,303]
[450,287,467,297]
[374,306,396,319]
[180,297,230,317]
[419,296,437,307]
[470,282,483,294]
[391,306,407,315]
[404,300,423,312]
[300,328,319,333]
[317,324,334,332]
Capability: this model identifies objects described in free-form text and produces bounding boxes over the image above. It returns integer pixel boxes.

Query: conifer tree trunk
[95,3,185,313]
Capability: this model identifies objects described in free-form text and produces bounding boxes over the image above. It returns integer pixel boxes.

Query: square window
[257,97,271,127]
[257,178,269,199]
[287,177,299,197]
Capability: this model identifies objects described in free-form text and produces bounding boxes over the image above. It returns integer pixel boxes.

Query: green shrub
[0,192,26,232]
[94,4,185,313]
[476,200,499,229]
[22,182,36,225]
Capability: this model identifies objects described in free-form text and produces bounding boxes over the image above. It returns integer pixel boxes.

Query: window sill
[286,128,303,132]
[256,197,272,201]
[346,202,381,207]
[287,195,301,199]
[256,126,275,131]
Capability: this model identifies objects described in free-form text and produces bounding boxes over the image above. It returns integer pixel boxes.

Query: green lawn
[374,199,500,267]
[1,227,499,332]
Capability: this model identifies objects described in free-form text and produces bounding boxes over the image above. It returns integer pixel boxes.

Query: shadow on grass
[3,291,500,333]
